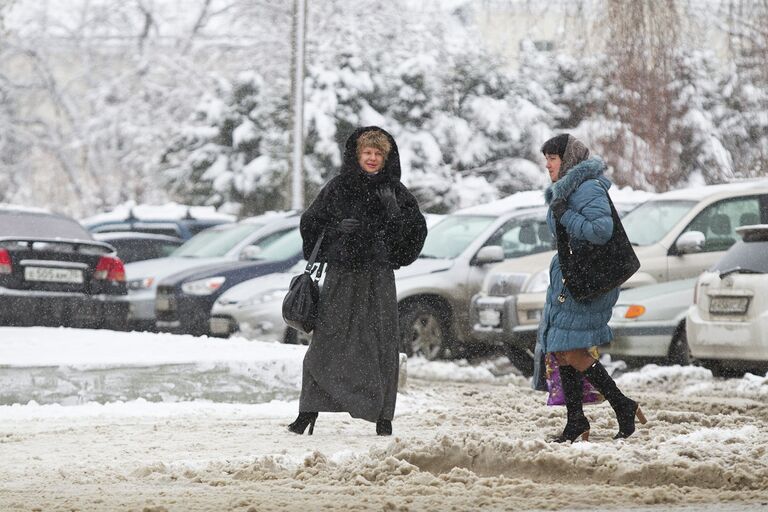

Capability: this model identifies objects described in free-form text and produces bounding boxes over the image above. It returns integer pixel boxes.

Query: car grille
[489,273,528,297]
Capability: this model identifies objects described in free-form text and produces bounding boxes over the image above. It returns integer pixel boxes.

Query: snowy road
[1,328,768,511]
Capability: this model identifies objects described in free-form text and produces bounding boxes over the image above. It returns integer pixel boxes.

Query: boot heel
[581,430,590,442]
[636,407,647,425]
[308,416,316,436]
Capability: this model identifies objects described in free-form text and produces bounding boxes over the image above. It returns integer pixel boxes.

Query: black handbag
[282,231,326,334]
[555,183,640,302]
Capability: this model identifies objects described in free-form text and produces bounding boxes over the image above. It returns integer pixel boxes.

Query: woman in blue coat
[538,134,646,442]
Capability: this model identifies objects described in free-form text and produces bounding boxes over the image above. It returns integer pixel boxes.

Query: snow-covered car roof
[81,202,236,225]
[456,187,658,217]
[650,178,768,202]
[0,203,52,215]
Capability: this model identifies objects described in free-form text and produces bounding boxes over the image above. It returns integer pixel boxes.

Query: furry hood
[545,157,610,204]
[340,126,401,184]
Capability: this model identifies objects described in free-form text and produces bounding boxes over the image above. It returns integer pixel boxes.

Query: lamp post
[290,0,307,211]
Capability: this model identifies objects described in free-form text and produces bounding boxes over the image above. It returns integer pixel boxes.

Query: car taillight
[0,249,11,274]
[94,255,126,282]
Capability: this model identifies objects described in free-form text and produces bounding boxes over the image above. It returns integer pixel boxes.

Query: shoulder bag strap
[304,230,326,281]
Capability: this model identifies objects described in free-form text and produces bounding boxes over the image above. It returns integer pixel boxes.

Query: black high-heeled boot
[376,419,392,436]
[287,412,318,435]
[552,364,590,443]
[581,360,647,439]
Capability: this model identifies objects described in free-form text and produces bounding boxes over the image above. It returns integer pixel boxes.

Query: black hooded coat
[299,127,427,269]
[297,127,426,423]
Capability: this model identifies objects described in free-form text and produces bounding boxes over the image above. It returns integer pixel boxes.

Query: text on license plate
[24,266,83,284]
[156,296,171,311]
[478,309,502,327]
[210,318,231,334]
[709,296,750,315]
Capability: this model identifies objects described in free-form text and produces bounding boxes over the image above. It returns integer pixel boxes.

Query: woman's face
[545,154,562,182]
[358,146,385,174]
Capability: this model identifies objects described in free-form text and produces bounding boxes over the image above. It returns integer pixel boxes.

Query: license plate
[709,296,750,315]
[478,309,501,327]
[156,296,171,311]
[210,317,231,334]
[24,266,83,284]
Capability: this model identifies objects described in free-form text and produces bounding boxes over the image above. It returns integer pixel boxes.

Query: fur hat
[356,129,392,159]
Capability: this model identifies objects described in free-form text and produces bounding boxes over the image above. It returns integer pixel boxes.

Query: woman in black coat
[288,126,427,436]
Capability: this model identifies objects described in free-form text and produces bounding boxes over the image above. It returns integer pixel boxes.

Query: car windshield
[252,228,302,261]
[420,215,496,259]
[712,240,768,273]
[622,200,697,246]
[171,223,264,257]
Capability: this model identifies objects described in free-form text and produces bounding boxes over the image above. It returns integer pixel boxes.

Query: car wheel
[399,302,448,360]
[506,346,534,377]
[667,324,692,366]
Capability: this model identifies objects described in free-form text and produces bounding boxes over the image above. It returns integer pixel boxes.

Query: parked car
[212,197,554,358]
[93,232,183,263]
[607,278,696,365]
[472,179,768,374]
[124,212,299,330]
[208,214,447,344]
[687,224,768,375]
[0,206,128,329]
[82,203,236,240]
[155,227,304,336]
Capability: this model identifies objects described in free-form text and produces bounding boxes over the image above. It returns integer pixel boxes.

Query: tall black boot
[552,364,590,443]
[581,360,647,439]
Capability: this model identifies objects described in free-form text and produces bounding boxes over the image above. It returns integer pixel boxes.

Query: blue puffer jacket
[537,157,620,355]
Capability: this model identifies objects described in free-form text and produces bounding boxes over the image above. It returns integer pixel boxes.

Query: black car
[0,207,128,329]
[93,232,184,263]
[155,228,303,336]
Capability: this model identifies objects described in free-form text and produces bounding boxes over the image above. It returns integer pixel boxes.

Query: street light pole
[290,0,307,211]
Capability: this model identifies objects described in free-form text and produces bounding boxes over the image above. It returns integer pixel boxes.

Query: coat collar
[545,157,608,204]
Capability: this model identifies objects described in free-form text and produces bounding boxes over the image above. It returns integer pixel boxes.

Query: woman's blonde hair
[356,130,392,159]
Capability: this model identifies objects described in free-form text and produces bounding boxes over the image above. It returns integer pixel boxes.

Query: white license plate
[156,296,171,311]
[709,296,750,315]
[24,266,83,284]
[210,317,231,334]
[478,309,502,327]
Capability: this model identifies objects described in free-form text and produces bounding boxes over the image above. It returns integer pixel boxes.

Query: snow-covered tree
[161,73,291,216]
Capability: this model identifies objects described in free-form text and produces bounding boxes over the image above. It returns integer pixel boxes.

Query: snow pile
[407,356,528,386]
[0,327,306,405]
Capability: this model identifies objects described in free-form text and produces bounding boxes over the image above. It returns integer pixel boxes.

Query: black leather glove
[338,218,361,234]
[550,198,568,222]
[376,187,400,218]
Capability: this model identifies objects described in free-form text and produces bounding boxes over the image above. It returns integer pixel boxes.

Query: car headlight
[239,289,290,308]
[484,272,530,297]
[522,270,550,293]
[128,277,155,291]
[181,276,226,296]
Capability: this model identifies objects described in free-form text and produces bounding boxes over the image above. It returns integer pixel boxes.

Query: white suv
[687,224,768,374]
[471,179,768,371]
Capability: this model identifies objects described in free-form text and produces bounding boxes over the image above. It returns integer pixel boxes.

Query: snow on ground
[1,328,768,511]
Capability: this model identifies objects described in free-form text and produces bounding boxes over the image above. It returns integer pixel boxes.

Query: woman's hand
[376,187,400,218]
[338,218,361,234]
[550,198,568,222]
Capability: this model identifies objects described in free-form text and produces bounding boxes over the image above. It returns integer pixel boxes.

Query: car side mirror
[474,245,505,265]
[240,245,262,260]
[675,231,705,254]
